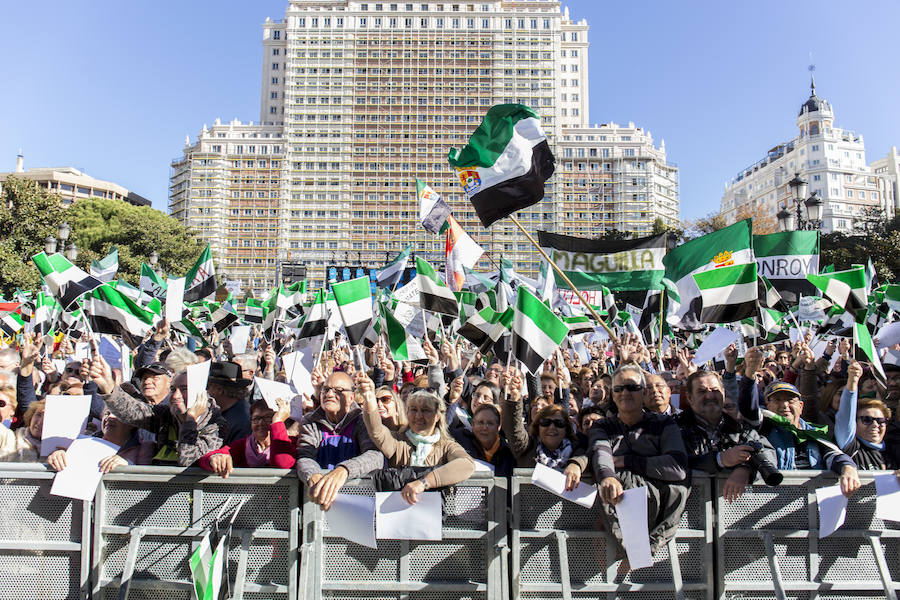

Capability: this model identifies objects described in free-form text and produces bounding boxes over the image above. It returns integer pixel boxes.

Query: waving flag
[448,104,555,227]
[32,252,104,309]
[90,246,119,283]
[376,245,412,289]
[445,215,484,291]
[417,179,451,234]
[331,276,373,346]
[512,287,568,374]
[183,245,216,302]
[416,257,459,316]
[692,262,758,324]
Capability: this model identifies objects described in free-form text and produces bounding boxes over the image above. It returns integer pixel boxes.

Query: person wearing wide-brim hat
[207,361,253,444]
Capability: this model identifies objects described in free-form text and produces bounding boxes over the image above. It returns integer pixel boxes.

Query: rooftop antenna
[808,54,816,96]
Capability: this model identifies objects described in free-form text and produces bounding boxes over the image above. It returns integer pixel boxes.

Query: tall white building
[720,79,883,233]
[870,146,900,220]
[171,0,679,293]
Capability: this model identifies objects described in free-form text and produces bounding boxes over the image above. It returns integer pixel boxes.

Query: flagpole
[657,289,666,362]
[507,215,618,341]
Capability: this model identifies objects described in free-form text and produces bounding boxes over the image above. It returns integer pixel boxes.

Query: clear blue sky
[2,1,898,221]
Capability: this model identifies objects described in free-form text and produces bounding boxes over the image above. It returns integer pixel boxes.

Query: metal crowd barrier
[716,469,900,600]
[299,472,507,600]
[510,469,714,600]
[91,466,299,600]
[0,464,92,599]
[1,464,898,600]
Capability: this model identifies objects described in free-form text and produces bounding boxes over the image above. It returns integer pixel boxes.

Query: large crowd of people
[2,317,899,556]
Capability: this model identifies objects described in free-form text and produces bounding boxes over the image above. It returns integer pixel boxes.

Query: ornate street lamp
[44,235,58,255]
[149,250,159,266]
[57,221,71,243]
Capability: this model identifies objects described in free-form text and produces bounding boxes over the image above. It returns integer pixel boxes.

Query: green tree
[0,177,67,295]
[682,211,727,240]
[67,198,205,285]
[0,178,204,297]
[820,215,900,282]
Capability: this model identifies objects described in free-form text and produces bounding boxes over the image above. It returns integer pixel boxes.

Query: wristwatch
[420,478,430,490]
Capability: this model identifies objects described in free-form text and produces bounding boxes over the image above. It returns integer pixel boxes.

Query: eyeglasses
[321,386,352,396]
[858,415,888,426]
[0,400,6,409]
[539,418,567,428]
[250,415,273,424]
[612,383,644,393]
[375,395,394,404]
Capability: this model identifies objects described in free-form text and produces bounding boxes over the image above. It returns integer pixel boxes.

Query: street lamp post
[777,173,824,232]
[65,242,78,261]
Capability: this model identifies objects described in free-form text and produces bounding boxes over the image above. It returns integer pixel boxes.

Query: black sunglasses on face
[858,415,887,426]
[539,418,567,428]
[612,383,644,393]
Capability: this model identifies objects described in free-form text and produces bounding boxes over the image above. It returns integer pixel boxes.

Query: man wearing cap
[740,347,860,497]
[207,361,253,444]
[134,362,174,406]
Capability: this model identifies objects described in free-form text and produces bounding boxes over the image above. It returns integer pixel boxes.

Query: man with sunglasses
[740,347,860,497]
[295,371,383,511]
[590,363,690,554]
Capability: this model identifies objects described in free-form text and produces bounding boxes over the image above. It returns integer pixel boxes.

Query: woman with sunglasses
[373,386,406,431]
[199,397,297,477]
[835,361,898,470]
[501,368,587,490]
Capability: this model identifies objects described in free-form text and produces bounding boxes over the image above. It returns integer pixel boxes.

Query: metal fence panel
[0,464,91,599]
[509,469,714,600]
[91,466,299,600]
[716,470,900,600]
[299,472,505,600]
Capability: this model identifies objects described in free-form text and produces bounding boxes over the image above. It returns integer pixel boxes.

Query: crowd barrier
[1,465,898,599]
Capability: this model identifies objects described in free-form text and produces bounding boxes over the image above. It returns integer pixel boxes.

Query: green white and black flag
[807,266,868,323]
[415,256,459,316]
[448,104,555,227]
[32,251,104,309]
[512,287,568,374]
[183,245,216,303]
[296,290,328,340]
[692,262,758,324]
[84,283,158,348]
[140,263,168,303]
[376,245,412,289]
[331,276,373,346]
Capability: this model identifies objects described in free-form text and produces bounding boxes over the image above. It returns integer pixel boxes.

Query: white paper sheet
[529,463,598,508]
[324,493,377,548]
[50,437,119,501]
[229,325,251,355]
[186,360,211,409]
[40,395,92,456]
[375,491,442,540]
[165,277,186,322]
[73,342,91,362]
[253,376,296,412]
[692,327,740,366]
[616,486,653,569]
[282,350,316,398]
[815,484,847,538]
[473,459,495,473]
[875,322,900,349]
[874,472,900,522]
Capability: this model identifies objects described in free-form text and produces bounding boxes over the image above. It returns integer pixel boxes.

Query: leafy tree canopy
[0,176,204,297]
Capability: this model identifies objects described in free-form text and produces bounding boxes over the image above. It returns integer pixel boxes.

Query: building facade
[171,0,679,294]
[720,80,883,233]
[1,152,151,207]
[870,146,899,220]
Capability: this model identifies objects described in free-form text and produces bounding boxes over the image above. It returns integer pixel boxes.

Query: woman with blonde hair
[357,373,474,505]
[0,399,44,462]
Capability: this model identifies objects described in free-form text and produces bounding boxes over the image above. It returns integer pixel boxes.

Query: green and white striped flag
[140,263,167,302]
[454,290,479,323]
[692,262,758,324]
[0,311,25,337]
[457,305,513,353]
[295,290,329,341]
[332,276,373,346]
[807,266,868,323]
[854,321,885,381]
[183,245,216,303]
[32,251,104,309]
[760,306,787,335]
[512,287,568,374]
[376,244,412,289]
[90,246,119,283]
[562,315,595,336]
[382,304,426,362]
[415,256,459,316]
[84,283,158,348]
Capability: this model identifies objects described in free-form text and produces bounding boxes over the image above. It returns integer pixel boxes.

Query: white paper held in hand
[815,484,847,538]
[229,325,251,355]
[873,472,900,522]
[615,486,653,569]
[165,277,186,323]
[325,493,377,549]
[50,437,119,501]
[186,360,211,409]
[40,395,92,457]
[530,462,597,508]
[692,327,740,366]
[375,491,442,540]
[253,376,295,412]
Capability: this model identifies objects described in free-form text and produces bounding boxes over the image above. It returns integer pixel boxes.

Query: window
[272,63,279,70]
[273,30,280,39]
[271,77,278,84]
[847,189,853,198]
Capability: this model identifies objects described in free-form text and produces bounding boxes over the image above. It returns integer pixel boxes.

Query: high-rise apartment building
[870,146,899,220]
[171,1,679,294]
[720,79,884,233]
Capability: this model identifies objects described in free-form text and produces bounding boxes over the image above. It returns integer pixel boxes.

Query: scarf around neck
[245,435,272,467]
[536,437,573,472]
[406,429,441,466]
[763,410,828,444]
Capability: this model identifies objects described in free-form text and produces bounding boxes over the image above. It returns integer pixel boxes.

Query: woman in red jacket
[200,396,297,476]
